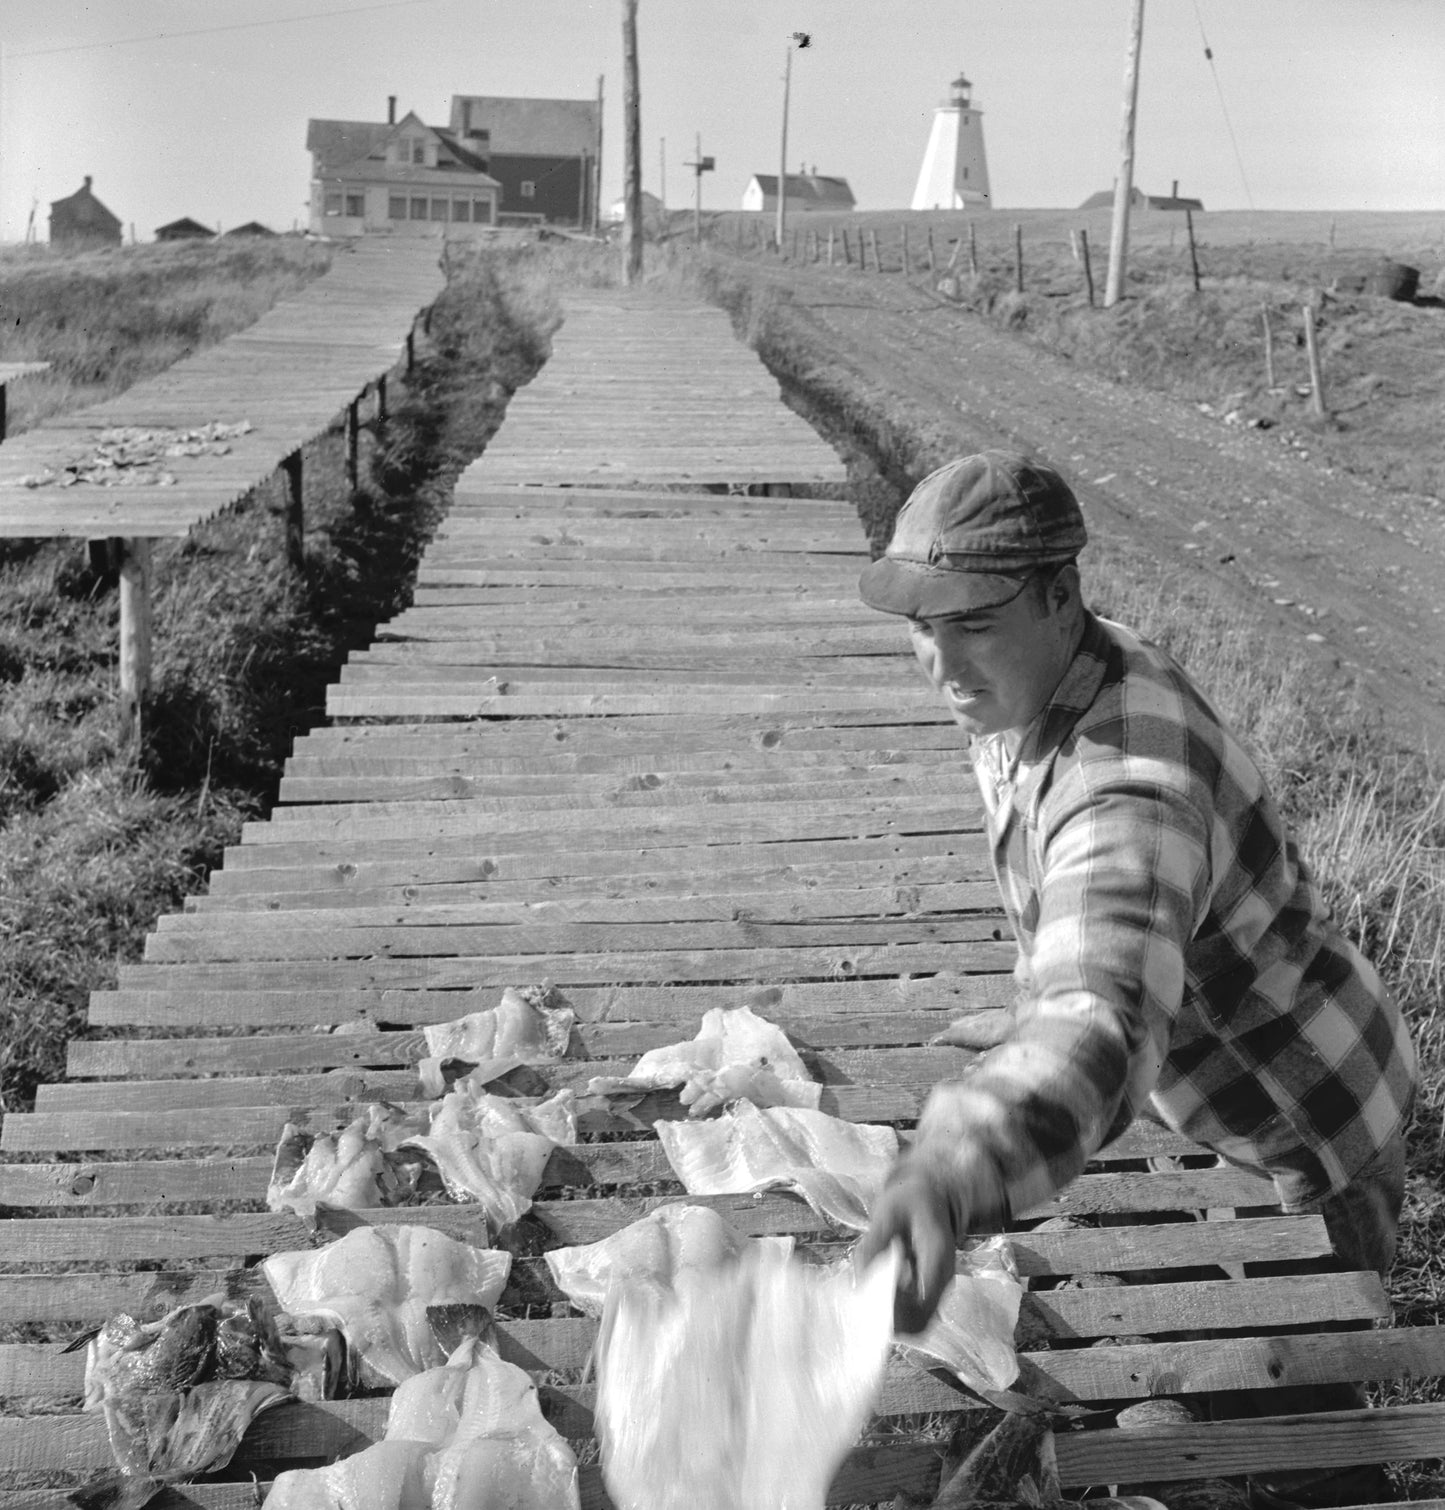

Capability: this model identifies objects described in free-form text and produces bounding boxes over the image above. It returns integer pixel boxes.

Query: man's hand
[854,1163,962,1335]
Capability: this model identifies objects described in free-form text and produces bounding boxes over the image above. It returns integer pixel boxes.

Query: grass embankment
[0,237,334,430]
[0,238,562,1115]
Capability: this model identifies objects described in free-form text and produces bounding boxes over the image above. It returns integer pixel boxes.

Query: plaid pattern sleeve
[914,612,1416,1220]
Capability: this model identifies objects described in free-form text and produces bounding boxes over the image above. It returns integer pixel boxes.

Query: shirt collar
[976,610,1112,776]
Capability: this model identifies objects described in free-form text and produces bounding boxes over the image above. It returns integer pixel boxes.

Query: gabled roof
[748,173,856,207]
[308,113,499,187]
[223,222,275,237]
[49,179,122,226]
[1078,187,1204,212]
[447,95,599,155]
[156,217,214,239]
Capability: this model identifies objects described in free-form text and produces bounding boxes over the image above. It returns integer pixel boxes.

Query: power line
[10,0,445,59]
[1191,0,1254,209]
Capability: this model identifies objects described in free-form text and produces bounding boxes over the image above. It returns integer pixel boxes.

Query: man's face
[906,572,1078,737]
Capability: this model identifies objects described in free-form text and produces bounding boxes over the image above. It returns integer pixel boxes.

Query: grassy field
[0,223,1441,1492]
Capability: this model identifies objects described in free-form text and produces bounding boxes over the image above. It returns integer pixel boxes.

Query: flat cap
[858,450,1087,617]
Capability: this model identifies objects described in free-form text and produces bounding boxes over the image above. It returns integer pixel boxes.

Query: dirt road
[750,263,1445,755]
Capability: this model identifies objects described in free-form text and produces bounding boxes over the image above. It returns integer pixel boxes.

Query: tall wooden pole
[622,0,643,284]
[693,132,702,244]
[776,41,793,251]
[1104,0,1145,308]
[593,74,605,234]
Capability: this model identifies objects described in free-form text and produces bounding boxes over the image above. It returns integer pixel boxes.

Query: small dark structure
[223,221,277,238]
[155,217,214,242]
[49,176,122,249]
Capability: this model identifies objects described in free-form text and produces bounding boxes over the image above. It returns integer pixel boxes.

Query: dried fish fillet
[265,1339,578,1510]
[585,1004,820,1115]
[596,1242,899,1510]
[544,1203,795,1317]
[401,1080,576,1231]
[263,1226,510,1386]
[418,985,577,1098]
[656,1100,898,1230]
[268,1104,425,1218]
[894,1235,1024,1394]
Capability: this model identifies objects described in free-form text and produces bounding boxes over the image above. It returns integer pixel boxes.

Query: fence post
[1302,303,1328,419]
[828,227,835,266]
[1079,228,1095,307]
[282,450,305,575]
[117,537,153,751]
[376,373,388,426]
[1261,304,1276,388]
[869,228,880,271]
[1185,208,1201,292]
[1013,223,1024,292]
[927,227,936,272]
[842,229,852,265]
[968,221,978,276]
[901,224,910,274]
[346,398,360,492]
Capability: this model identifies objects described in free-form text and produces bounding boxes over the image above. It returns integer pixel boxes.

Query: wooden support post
[1185,208,1201,292]
[1262,304,1276,388]
[1014,223,1024,292]
[827,227,835,266]
[946,235,961,272]
[0,382,7,445]
[377,374,388,425]
[1079,228,1096,306]
[117,537,153,751]
[282,450,305,574]
[1303,303,1328,419]
[968,221,978,276]
[926,227,936,272]
[869,228,880,271]
[405,329,416,374]
[901,224,910,273]
[346,398,360,492]
[841,229,851,264]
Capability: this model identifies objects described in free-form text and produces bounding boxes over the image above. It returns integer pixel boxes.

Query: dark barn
[49,177,122,249]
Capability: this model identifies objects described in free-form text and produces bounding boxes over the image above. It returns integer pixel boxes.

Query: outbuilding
[49,177,122,249]
[155,217,214,242]
[741,171,855,215]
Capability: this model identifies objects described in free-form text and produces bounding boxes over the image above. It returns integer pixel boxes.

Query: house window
[389,196,407,220]
[345,193,364,217]
[962,167,969,180]
[963,114,970,125]
[324,192,343,216]
[473,199,493,225]
[452,198,471,223]
[430,198,448,221]
[520,181,536,198]
[411,140,426,165]
[409,196,428,220]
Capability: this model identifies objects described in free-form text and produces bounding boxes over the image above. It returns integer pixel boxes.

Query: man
[853,451,1417,1366]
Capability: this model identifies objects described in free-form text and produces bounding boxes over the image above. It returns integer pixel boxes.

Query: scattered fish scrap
[20,420,254,488]
[266,1335,580,1510]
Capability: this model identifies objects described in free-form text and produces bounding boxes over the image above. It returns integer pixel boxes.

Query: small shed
[155,217,214,242]
[742,172,855,214]
[1078,186,1204,213]
[223,221,277,238]
[49,176,122,249]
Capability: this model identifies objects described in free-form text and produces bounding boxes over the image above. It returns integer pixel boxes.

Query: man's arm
[857,775,1211,1329]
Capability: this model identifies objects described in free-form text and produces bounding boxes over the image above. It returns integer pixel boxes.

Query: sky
[1,0,1442,243]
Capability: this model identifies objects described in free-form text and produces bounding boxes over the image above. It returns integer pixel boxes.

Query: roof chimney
[387,96,396,125]
[83,175,93,191]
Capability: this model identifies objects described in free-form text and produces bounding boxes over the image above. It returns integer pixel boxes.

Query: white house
[742,171,855,214]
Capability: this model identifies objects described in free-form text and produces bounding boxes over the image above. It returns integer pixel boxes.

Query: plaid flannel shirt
[918,611,1416,1218]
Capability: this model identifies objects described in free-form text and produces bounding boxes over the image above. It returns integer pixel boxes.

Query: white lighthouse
[911,71,991,210]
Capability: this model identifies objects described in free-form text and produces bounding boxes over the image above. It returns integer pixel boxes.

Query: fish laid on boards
[263,1226,510,1387]
[584,1003,821,1115]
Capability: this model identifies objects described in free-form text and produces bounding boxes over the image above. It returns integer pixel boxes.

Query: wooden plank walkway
[0,241,443,538]
[471,290,846,487]
[1,291,1441,1507]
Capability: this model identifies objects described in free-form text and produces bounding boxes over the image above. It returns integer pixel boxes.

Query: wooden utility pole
[776,32,810,251]
[1104,0,1145,307]
[622,0,643,284]
[593,75,605,233]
